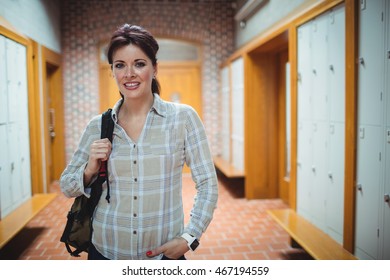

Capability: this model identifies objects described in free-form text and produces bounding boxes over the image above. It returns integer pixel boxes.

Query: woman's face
[112,44,157,100]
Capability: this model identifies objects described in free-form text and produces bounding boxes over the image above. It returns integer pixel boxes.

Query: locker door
[384,124,390,259]
[0,35,10,218]
[220,66,231,162]
[0,35,7,124]
[328,5,345,123]
[355,126,382,260]
[326,122,345,244]
[311,14,328,122]
[310,122,328,230]
[358,0,384,126]
[8,123,23,207]
[6,39,20,124]
[384,0,390,260]
[15,42,31,201]
[356,0,385,260]
[297,22,312,123]
[296,121,312,218]
[297,21,313,220]
[0,125,12,219]
[326,4,345,244]
[231,57,244,171]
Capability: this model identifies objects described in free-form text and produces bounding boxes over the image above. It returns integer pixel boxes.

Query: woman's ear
[154,63,158,78]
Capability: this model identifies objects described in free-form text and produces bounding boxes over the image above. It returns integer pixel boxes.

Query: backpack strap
[87,109,114,214]
[99,109,114,202]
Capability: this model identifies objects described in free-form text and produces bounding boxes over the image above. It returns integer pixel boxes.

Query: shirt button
[133,144,136,148]
[133,213,137,217]
[134,178,137,182]
[133,160,137,164]
[133,230,137,234]
[134,196,137,200]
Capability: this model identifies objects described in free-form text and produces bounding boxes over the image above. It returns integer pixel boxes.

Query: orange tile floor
[0,174,311,260]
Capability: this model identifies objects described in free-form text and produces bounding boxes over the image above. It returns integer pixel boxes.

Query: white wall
[0,0,61,53]
[234,0,321,48]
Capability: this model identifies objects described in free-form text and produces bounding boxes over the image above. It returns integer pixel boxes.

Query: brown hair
[107,24,160,95]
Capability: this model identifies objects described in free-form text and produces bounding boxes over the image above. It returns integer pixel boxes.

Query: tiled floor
[0,173,311,260]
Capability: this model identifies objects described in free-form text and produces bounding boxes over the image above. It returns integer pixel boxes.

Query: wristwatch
[181,233,200,251]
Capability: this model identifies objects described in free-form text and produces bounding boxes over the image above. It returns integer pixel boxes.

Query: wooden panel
[245,52,279,199]
[99,64,120,112]
[0,193,57,249]
[268,209,357,260]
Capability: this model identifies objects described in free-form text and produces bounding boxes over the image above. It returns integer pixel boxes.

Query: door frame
[41,46,65,188]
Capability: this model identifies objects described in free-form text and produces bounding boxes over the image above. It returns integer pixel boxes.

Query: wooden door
[158,63,202,118]
[100,64,120,112]
[158,63,202,174]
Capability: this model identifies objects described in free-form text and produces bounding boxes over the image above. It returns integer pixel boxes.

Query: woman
[60,24,218,260]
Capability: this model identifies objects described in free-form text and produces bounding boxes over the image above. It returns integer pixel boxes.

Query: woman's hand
[83,138,112,186]
[146,237,189,259]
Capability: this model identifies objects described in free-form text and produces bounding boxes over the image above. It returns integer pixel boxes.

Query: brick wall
[61,0,236,160]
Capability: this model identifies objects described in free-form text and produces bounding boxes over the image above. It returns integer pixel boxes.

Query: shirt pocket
[144,130,185,170]
[149,130,179,155]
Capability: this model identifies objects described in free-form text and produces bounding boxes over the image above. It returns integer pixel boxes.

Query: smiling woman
[60,24,218,260]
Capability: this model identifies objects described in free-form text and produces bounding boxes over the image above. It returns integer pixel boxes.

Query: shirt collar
[111,93,166,123]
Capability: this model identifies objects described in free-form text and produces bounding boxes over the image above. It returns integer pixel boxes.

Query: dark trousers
[88,244,186,260]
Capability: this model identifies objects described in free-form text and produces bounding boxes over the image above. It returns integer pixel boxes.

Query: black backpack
[60,109,114,257]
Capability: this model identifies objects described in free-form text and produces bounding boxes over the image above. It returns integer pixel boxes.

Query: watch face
[190,239,200,251]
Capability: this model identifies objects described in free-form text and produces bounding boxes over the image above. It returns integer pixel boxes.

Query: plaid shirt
[60,94,218,259]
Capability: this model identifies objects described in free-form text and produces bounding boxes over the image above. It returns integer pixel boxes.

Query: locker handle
[359,57,365,66]
[328,172,333,179]
[356,184,362,192]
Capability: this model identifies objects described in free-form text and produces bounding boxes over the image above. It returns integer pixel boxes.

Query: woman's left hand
[146,237,189,259]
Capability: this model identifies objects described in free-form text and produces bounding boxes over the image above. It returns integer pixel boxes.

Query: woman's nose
[124,66,135,78]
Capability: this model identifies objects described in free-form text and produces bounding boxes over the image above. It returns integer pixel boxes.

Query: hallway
[0,174,310,260]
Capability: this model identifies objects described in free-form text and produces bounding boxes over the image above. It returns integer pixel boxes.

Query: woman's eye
[135,62,146,68]
[114,63,125,69]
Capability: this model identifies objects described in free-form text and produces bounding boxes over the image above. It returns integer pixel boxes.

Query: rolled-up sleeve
[60,116,101,198]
